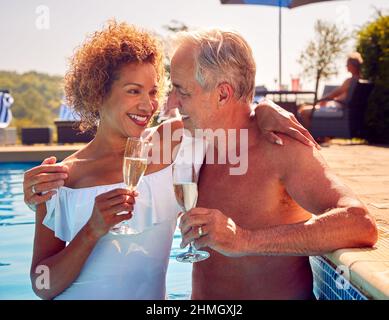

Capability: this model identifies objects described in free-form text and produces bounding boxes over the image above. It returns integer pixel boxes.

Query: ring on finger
[31,185,43,196]
[198,226,203,237]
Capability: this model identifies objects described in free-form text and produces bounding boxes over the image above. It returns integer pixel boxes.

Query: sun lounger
[310,80,374,139]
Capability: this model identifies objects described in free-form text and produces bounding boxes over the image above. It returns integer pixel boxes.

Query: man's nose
[166,93,179,112]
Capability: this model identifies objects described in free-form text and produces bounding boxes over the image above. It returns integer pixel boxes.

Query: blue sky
[0,0,387,90]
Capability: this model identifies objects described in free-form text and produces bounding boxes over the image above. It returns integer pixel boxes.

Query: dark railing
[255,89,316,115]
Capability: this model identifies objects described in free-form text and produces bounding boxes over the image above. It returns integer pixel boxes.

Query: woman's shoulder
[60,156,89,189]
[60,145,122,189]
[60,142,91,166]
[59,149,86,186]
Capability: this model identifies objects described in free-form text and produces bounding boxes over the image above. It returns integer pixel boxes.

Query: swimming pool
[0,162,192,300]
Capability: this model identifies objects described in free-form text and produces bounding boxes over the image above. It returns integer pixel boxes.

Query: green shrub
[0,70,63,129]
[356,14,389,144]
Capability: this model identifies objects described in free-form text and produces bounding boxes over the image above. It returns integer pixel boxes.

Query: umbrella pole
[278,3,282,89]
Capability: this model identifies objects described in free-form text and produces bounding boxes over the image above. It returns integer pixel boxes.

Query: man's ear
[217,82,234,106]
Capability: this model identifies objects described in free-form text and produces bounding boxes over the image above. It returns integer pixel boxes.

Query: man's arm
[240,137,377,256]
[180,136,377,257]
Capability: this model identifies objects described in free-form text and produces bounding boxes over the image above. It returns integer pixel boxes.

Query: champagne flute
[110,137,151,235]
[173,163,210,263]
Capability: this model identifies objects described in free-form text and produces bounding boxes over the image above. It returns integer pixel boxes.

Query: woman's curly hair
[64,19,165,132]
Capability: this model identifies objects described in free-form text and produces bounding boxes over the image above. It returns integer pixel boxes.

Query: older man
[170,30,377,300]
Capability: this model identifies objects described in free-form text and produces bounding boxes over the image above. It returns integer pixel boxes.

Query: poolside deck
[0,141,388,299]
[319,142,389,299]
[0,144,83,162]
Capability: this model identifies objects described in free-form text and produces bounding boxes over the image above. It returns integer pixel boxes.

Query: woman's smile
[126,112,151,127]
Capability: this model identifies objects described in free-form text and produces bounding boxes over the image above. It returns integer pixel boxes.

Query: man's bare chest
[197,160,283,229]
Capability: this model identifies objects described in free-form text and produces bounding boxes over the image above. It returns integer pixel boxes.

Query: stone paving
[319,143,389,230]
[311,142,389,299]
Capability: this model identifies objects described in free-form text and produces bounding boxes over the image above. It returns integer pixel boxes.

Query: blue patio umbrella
[220,0,347,87]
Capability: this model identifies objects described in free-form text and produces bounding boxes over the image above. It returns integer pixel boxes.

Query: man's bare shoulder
[275,134,324,161]
[258,133,315,156]
[260,134,327,177]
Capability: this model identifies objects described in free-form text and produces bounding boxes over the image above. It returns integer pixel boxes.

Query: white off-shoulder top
[41,134,206,300]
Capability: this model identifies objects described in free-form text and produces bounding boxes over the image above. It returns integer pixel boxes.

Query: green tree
[0,70,63,133]
[298,20,350,100]
[356,13,389,144]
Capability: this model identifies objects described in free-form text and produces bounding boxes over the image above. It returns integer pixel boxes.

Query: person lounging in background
[297,52,363,130]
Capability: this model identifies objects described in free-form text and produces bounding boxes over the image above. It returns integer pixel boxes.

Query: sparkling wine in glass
[110,137,150,235]
[173,163,210,263]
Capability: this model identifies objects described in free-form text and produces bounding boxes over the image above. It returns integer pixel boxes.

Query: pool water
[0,162,192,300]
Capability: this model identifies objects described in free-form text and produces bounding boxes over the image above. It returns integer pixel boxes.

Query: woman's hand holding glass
[86,188,136,240]
[110,137,151,235]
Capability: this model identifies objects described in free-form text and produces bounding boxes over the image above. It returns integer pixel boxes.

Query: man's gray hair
[171,29,256,104]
